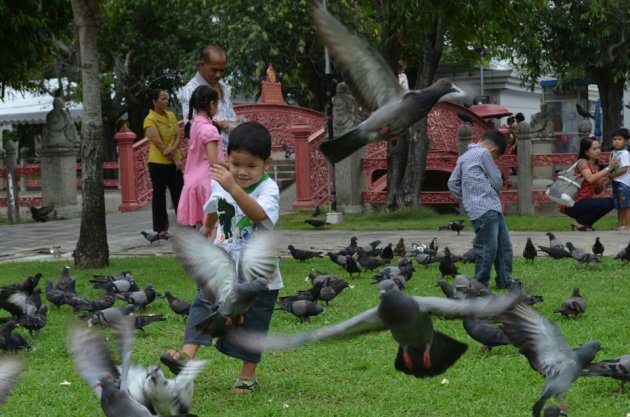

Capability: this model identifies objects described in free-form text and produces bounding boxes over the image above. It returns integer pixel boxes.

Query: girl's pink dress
[177,115,223,226]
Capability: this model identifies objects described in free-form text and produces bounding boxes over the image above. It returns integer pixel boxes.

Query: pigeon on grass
[496,302,602,417]
[170,225,277,338]
[229,279,518,378]
[582,354,630,394]
[311,2,457,163]
[553,288,586,318]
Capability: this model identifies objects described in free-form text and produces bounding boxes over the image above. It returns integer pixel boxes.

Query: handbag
[545,160,583,207]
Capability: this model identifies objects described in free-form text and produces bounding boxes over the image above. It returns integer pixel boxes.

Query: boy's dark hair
[515,112,525,123]
[612,127,630,140]
[480,129,508,156]
[185,85,220,138]
[228,121,271,160]
[507,116,515,125]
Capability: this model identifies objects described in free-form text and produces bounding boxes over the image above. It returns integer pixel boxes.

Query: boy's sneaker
[231,377,260,393]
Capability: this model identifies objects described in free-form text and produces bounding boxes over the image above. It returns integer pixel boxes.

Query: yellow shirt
[143,109,178,164]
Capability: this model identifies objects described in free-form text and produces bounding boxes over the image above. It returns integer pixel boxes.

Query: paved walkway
[1,203,629,263]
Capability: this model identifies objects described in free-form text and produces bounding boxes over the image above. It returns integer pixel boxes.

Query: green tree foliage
[510,0,630,146]
[0,0,72,93]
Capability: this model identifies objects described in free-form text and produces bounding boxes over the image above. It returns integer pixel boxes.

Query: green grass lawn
[1,255,629,416]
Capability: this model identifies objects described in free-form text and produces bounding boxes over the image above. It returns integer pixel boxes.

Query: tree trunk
[71,0,109,268]
[592,72,624,150]
[386,16,446,210]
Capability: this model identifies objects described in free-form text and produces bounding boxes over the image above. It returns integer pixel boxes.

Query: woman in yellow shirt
[143,88,184,237]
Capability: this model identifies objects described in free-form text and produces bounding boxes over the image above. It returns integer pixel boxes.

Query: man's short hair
[480,129,508,156]
[198,45,227,63]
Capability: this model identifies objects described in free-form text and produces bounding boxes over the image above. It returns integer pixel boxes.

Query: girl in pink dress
[177,85,223,226]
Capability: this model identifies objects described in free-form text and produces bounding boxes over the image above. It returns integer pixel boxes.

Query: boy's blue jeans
[471,210,513,288]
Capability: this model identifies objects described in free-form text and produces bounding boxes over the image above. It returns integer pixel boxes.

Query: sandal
[160,350,188,375]
[231,377,260,393]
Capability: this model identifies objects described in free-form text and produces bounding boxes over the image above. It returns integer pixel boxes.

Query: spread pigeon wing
[498,302,574,377]
[0,357,22,406]
[312,2,403,111]
[237,231,277,284]
[170,226,237,305]
[68,325,118,398]
[229,307,385,351]
[411,293,519,319]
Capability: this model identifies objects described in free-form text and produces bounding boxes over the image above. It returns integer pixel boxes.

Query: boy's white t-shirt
[203,174,283,290]
[611,149,630,186]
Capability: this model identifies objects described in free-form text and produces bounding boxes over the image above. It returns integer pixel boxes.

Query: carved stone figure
[266,63,277,83]
[530,103,554,136]
[332,82,364,137]
[42,97,80,149]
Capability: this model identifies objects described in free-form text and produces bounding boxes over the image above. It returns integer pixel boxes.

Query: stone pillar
[531,133,555,179]
[333,82,365,214]
[40,97,81,218]
[115,126,141,212]
[19,146,29,192]
[458,124,472,153]
[2,140,18,222]
[516,122,533,215]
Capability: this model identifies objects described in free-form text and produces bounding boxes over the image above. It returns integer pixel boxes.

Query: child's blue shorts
[183,288,278,363]
[612,181,630,210]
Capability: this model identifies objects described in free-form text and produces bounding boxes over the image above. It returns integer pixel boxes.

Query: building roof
[0,86,82,126]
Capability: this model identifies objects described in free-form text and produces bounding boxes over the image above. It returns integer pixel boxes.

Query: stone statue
[530,103,554,136]
[332,82,364,137]
[42,97,80,149]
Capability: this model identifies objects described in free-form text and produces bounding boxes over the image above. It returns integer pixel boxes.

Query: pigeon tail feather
[319,128,370,164]
[394,330,467,377]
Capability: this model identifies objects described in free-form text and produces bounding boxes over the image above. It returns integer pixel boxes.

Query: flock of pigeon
[228,226,630,417]
[0,264,204,416]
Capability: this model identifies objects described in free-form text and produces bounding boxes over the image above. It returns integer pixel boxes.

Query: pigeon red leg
[423,344,432,368]
[402,346,413,369]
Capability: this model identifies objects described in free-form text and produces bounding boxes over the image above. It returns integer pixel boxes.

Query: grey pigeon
[614,241,630,264]
[304,219,329,229]
[436,280,457,299]
[523,238,537,263]
[553,288,586,318]
[496,302,601,417]
[56,265,76,293]
[141,230,161,245]
[80,304,136,327]
[582,353,630,394]
[0,356,22,406]
[230,279,518,378]
[143,360,207,416]
[312,3,457,163]
[393,239,406,257]
[164,291,191,317]
[546,232,564,250]
[278,298,325,322]
[30,205,54,222]
[565,242,600,267]
[170,226,277,338]
[438,219,465,235]
[591,237,604,258]
[318,280,350,305]
[537,245,572,260]
[438,247,459,278]
[124,284,158,309]
[288,245,324,261]
[327,251,348,267]
[462,318,510,352]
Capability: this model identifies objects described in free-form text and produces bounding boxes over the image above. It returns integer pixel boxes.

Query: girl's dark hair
[184,85,220,138]
[578,136,598,160]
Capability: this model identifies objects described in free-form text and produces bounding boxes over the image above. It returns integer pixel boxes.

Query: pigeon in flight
[496,302,601,417]
[312,2,458,163]
[170,225,277,338]
[0,356,22,406]
[229,279,518,378]
[576,103,594,119]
